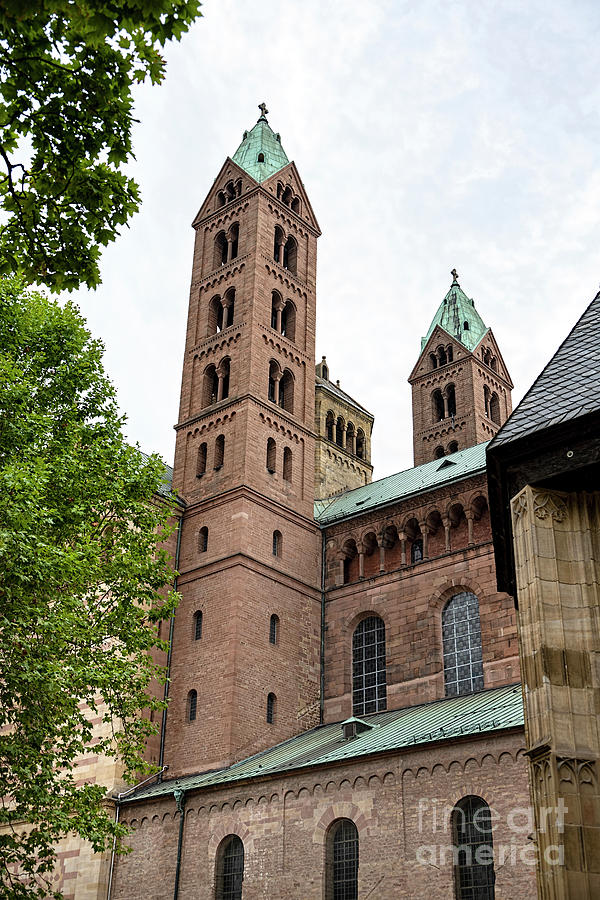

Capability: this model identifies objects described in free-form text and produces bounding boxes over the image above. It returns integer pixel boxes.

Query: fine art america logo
[415,799,566,868]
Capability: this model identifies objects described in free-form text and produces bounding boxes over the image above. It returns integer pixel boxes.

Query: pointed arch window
[452,796,496,899]
[442,592,484,697]
[216,835,244,900]
[352,616,387,715]
[327,818,359,900]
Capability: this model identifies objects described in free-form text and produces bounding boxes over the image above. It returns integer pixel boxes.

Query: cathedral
[62,109,543,899]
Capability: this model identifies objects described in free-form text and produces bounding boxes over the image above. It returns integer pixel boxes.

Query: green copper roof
[232,113,290,183]
[422,276,488,352]
[124,684,523,802]
[314,441,488,525]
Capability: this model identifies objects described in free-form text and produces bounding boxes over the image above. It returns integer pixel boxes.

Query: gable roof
[232,115,289,183]
[124,683,523,803]
[314,441,488,525]
[422,279,488,353]
[489,290,600,448]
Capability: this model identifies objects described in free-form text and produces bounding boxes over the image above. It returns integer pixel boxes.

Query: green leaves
[0,276,179,898]
[0,0,202,291]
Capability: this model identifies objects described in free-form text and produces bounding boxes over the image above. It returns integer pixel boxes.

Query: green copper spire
[421,270,488,352]
[231,103,290,183]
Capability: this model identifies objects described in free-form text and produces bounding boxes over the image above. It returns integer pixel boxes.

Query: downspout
[159,508,184,774]
[173,789,187,900]
[320,527,326,724]
[106,766,168,900]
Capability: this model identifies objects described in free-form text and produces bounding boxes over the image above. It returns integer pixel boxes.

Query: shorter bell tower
[409,271,513,466]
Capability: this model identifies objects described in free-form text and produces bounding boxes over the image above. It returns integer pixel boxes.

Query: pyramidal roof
[421,273,488,352]
[231,106,290,183]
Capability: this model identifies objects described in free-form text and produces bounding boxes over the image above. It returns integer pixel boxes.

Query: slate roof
[314,441,488,525]
[422,279,488,353]
[232,115,290,183]
[489,290,600,449]
[316,375,373,417]
[124,683,523,803]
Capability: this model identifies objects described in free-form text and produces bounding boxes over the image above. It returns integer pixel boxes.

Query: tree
[0,275,179,898]
[0,1,202,292]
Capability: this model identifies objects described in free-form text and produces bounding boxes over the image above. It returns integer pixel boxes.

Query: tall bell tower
[408,271,514,466]
[165,107,322,776]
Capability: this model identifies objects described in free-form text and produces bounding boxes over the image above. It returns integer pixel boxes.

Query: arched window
[322,363,329,380]
[291,197,300,214]
[283,236,297,274]
[489,392,500,425]
[447,344,453,362]
[483,384,490,418]
[356,429,365,460]
[448,440,459,454]
[266,437,276,473]
[411,538,423,563]
[214,434,225,470]
[429,352,438,370]
[279,370,294,413]
[352,616,387,715]
[346,422,355,454]
[434,446,445,459]
[257,151,265,163]
[490,357,497,372]
[215,835,244,900]
[437,345,447,366]
[208,295,224,334]
[442,592,484,697]
[225,180,235,201]
[272,531,282,557]
[281,300,296,342]
[269,613,279,643]
[199,526,208,553]
[283,447,292,482]
[217,191,226,207]
[463,320,470,331]
[282,185,292,206]
[228,223,239,261]
[335,417,344,447]
[266,692,276,724]
[432,389,445,422]
[187,690,197,722]
[273,225,285,264]
[193,610,203,641]
[214,231,228,268]
[446,384,456,418]
[218,358,230,402]
[197,442,207,477]
[327,819,359,900]
[452,796,496,899]
[268,360,280,403]
[223,287,235,328]
[203,364,219,408]
[326,411,334,441]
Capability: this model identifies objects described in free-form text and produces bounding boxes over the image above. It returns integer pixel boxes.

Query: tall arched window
[266,437,276,473]
[269,613,279,644]
[326,818,359,900]
[197,442,207,477]
[203,364,219,408]
[266,692,276,724]
[215,835,244,900]
[281,300,296,342]
[199,526,208,553]
[452,796,496,900]
[214,435,225,470]
[283,447,292,483]
[283,235,297,274]
[356,429,365,459]
[326,411,334,442]
[187,690,197,722]
[223,287,235,328]
[279,370,294,413]
[208,295,224,334]
[272,530,282,557]
[446,384,456,417]
[489,392,500,425]
[442,592,484,697]
[228,223,239,260]
[273,225,285,264]
[411,538,423,563]
[214,231,228,268]
[352,616,387,715]
[193,610,203,641]
[432,389,445,422]
[335,417,344,447]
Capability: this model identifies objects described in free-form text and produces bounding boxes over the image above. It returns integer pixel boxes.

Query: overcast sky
[72,0,600,481]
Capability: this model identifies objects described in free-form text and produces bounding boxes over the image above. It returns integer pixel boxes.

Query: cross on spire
[258,102,269,119]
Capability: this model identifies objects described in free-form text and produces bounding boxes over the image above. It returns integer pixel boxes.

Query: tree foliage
[0,1,202,292]
[0,275,179,898]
